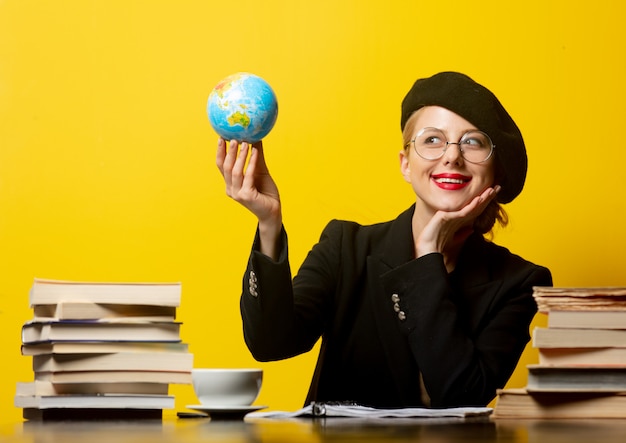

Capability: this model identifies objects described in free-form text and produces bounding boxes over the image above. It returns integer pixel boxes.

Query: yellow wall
[2,0,625,425]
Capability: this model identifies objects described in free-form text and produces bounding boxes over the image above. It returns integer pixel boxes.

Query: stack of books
[493,286,626,419]
[15,278,193,420]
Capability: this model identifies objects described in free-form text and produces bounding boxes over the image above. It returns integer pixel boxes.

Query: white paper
[248,402,493,419]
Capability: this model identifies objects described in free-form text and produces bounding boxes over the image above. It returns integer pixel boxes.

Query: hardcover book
[29,278,182,307]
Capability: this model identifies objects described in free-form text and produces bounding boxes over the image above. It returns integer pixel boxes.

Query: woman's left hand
[415,185,501,259]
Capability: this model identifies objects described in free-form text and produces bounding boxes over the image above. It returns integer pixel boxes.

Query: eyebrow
[417,127,481,137]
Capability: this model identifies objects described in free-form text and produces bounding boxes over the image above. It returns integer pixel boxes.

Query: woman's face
[400,106,496,215]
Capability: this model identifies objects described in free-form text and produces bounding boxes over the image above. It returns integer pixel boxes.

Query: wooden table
[2,415,626,442]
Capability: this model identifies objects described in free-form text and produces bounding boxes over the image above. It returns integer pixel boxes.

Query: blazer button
[393,303,401,313]
[249,270,259,297]
[397,311,406,321]
[391,293,400,303]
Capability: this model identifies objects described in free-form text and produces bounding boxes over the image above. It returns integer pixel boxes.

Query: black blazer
[240,206,552,408]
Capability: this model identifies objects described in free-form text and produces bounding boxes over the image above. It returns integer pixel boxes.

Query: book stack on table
[493,286,626,419]
[14,278,193,420]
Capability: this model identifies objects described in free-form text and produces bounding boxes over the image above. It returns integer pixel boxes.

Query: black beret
[400,71,527,204]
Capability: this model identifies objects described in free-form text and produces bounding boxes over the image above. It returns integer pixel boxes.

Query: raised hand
[216,138,282,259]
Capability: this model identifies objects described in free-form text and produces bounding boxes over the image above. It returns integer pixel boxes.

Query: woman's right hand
[415,185,499,270]
[216,138,282,259]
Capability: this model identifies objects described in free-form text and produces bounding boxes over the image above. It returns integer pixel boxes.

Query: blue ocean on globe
[207,72,278,143]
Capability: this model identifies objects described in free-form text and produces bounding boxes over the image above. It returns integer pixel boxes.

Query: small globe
[207,72,278,143]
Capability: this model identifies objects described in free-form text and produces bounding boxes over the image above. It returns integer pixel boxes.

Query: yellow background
[1,0,625,426]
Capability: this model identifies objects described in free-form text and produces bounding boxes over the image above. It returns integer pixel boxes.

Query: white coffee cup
[191,368,262,406]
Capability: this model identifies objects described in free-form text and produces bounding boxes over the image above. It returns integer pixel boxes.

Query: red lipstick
[431,173,472,190]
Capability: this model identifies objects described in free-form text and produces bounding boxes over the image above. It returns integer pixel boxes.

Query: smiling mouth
[431,174,472,190]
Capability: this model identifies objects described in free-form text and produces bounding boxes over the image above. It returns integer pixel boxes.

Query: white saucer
[185,404,267,418]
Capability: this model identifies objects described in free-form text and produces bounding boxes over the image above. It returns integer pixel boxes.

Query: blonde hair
[402,111,508,237]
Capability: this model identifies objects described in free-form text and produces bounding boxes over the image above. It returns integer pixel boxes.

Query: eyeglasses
[405,127,495,164]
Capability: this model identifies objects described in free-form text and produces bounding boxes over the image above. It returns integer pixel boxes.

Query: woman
[216,71,552,408]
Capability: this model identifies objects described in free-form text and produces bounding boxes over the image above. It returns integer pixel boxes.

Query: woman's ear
[399,150,411,183]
